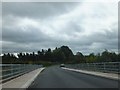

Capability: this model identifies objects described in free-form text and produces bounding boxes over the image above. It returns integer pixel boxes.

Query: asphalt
[28,66,118,88]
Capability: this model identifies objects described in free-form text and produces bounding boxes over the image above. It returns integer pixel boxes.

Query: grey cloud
[62,21,84,34]
[2,23,118,54]
[2,2,118,55]
[2,26,49,43]
[2,2,79,19]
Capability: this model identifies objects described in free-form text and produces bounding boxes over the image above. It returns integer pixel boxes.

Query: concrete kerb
[21,67,45,88]
[62,67,119,80]
[2,67,45,89]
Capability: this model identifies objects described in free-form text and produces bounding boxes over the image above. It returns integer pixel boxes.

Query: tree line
[2,46,120,64]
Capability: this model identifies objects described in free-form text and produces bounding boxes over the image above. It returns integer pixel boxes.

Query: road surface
[28,66,118,88]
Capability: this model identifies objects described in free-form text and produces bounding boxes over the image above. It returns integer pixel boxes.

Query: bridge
[0,62,119,89]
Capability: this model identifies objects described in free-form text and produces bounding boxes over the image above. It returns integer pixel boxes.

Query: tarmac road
[28,66,118,88]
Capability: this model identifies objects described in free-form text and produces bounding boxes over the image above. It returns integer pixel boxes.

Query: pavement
[62,67,119,80]
[28,66,118,88]
[2,67,45,89]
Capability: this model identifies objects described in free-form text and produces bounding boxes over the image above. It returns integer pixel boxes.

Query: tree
[74,52,85,63]
[45,48,52,61]
[60,46,74,62]
[52,48,65,62]
[86,53,97,63]
[42,49,45,55]
[37,51,41,55]
[2,46,119,64]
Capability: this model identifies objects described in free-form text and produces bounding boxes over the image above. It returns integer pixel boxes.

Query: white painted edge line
[62,67,119,80]
[21,67,45,88]
[0,84,2,90]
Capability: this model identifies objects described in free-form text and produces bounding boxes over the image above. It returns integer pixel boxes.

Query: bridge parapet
[65,62,120,74]
[0,64,43,83]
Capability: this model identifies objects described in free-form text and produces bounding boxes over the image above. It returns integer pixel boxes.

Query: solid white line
[21,68,45,88]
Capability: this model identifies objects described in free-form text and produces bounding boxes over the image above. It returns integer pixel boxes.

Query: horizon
[0,45,119,57]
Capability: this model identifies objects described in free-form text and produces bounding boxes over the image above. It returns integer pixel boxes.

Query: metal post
[104,63,106,72]
[94,63,96,71]
[11,64,13,76]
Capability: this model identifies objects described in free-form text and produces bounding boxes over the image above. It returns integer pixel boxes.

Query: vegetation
[1,46,120,65]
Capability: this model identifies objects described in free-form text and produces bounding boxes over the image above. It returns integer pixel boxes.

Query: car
[60,64,65,67]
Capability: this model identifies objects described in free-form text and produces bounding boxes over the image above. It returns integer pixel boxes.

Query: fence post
[118,62,120,74]
[94,63,96,71]
[87,63,89,70]
[104,63,106,72]
[11,64,14,76]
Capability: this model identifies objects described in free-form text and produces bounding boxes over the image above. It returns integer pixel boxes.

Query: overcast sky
[2,1,118,55]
